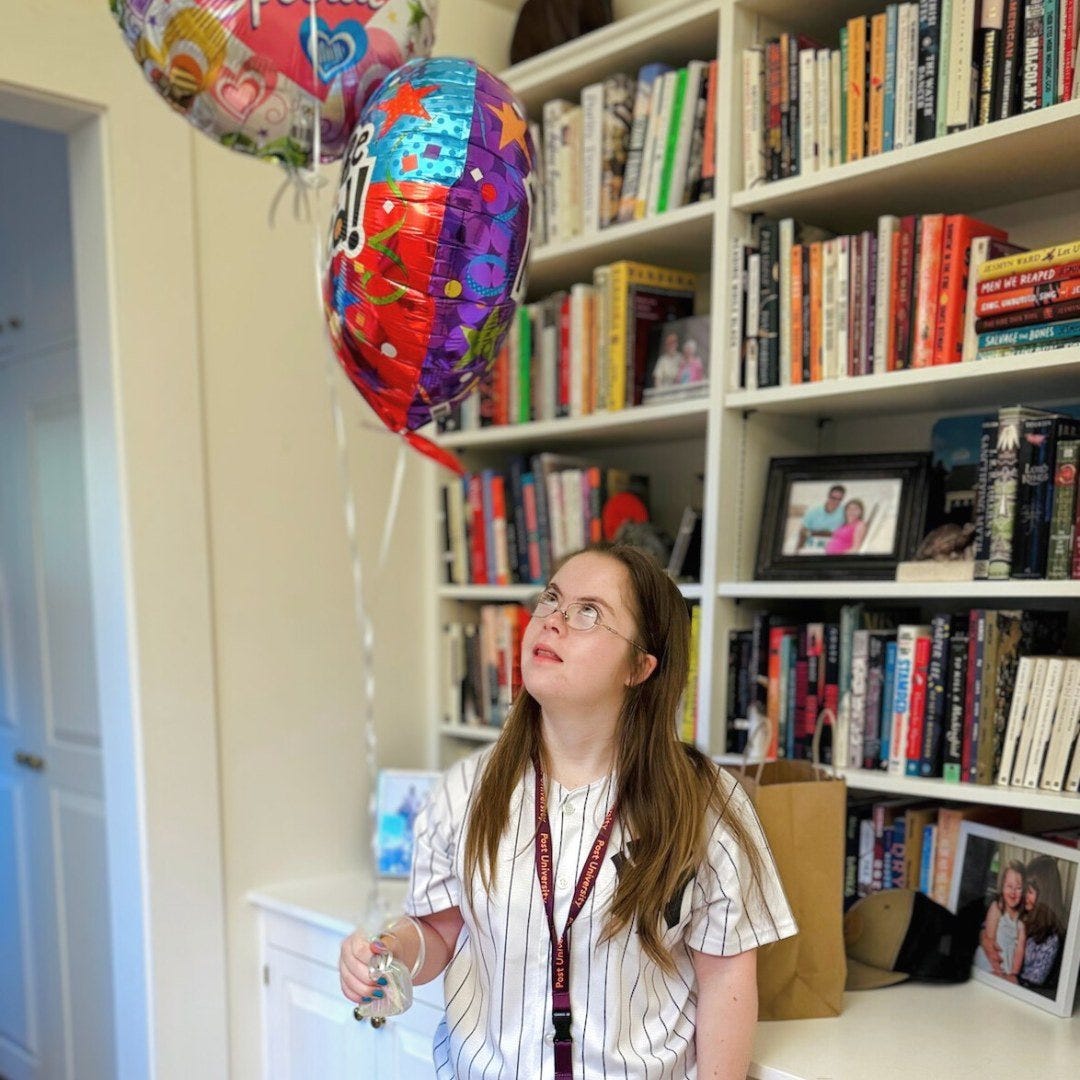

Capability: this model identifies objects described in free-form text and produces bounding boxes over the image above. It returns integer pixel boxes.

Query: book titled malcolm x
[642,314,711,404]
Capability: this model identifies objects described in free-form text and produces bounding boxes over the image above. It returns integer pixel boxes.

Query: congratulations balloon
[324,57,535,468]
[110,0,438,164]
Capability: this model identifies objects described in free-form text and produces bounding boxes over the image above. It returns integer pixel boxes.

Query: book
[943,624,971,782]
[979,238,1080,280]
[1012,414,1080,578]
[934,215,1009,364]
[916,0,943,141]
[620,63,671,221]
[1011,655,1050,784]
[599,73,636,228]
[889,624,932,774]
[1041,657,1080,790]
[912,214,946,366]
[904,632,934,776]
[919,613,954,776]
[607,261,697,410]
[987,406,1055,579]
[1022,655,1068,787]
[932,804,1020,905]
[1047,438,1080,578]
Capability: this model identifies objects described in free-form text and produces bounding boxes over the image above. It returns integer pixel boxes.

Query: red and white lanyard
[532,759,618,1080]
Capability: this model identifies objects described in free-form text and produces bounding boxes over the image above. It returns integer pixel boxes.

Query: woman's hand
[338,929,390,1008]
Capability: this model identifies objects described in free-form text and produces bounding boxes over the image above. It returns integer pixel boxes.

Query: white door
[375,1004,441,1079]
[0,345,117,1079]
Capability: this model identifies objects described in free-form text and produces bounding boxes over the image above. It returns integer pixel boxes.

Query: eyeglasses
[531,590,649,653]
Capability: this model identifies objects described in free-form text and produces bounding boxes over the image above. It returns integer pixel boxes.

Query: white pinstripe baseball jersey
[405,748,797,1079]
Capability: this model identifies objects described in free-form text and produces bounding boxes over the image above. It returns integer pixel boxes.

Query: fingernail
[360,996,371,1004]
[373,990,384,998]
[370,940,388,954]
[377,977,388,986]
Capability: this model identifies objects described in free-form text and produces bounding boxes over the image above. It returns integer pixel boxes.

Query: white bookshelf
[428,0,1080,1064]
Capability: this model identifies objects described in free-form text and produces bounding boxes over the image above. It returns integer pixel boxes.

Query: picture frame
[754,452,931,580]
[949,821,1080,1017]
[642,314,710,404]
[374,768,442,878]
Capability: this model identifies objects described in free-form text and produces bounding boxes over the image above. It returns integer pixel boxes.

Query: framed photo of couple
[950,821,1080,1017]
[754,452,931,580]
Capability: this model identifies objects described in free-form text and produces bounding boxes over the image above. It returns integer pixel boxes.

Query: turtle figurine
[914,522,976,561]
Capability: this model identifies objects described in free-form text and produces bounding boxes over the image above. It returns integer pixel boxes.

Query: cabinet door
[375,1001,442,1079]
[264,946,373,1080]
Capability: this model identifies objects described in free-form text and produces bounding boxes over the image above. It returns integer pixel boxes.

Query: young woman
[340,542,796,1079]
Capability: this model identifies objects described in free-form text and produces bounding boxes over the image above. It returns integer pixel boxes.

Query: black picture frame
[755,452,931,580]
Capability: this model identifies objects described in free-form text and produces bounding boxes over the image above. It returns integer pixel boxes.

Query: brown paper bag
[732,754,847,1020]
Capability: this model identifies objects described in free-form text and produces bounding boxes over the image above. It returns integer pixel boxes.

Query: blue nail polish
[373,990,384,998]
[377,977,389,986]
[361,996,371,1004]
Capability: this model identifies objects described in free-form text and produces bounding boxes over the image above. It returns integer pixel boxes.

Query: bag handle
[737,703,840,784]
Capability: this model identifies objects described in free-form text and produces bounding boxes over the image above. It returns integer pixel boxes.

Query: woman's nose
[541,608,566,633]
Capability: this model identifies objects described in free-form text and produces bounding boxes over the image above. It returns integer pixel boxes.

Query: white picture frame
[374,768,441,879]
[949,820,1080,1017]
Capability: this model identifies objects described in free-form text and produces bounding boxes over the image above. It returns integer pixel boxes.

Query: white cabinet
[252,876,444,1080]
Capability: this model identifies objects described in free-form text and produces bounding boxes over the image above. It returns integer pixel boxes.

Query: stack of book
[971,404,1080,581]
[441,604,702,742]
[439,458,650,587]
[730,212,1013,389]
[843,798,1022,909]
[975,238,1080,356]
[728,603,1074,786]
[438,260,703,430]
[742,2,1080,188]
[441,605,529,728]
[533,58,718,247]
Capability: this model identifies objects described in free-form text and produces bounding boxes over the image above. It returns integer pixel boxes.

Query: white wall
[8,3,520,1079]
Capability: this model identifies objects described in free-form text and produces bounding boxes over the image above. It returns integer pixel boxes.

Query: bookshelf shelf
[837,767,1080,815]
[730,99,1080,234]
[436,397,709,450]
[439,582,704,602]
[504,0,721,113]
[527,199,716,297]
[724,348,1080,419]
[718,580,1080,600]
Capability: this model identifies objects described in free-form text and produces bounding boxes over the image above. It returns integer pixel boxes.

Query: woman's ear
[625,652,658,687]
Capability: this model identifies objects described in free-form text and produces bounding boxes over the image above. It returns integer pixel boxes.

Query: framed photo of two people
[755,452,931,580]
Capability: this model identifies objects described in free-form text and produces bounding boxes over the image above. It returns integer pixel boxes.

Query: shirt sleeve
[685,772,799,957]
[404,752,481,917]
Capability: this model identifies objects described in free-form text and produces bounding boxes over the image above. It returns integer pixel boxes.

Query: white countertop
[248,872,410,938]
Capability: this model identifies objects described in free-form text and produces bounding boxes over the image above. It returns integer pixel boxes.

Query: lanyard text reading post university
[533,758,619,1080]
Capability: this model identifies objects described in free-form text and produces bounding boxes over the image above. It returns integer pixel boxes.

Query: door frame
[0,86,228,1078]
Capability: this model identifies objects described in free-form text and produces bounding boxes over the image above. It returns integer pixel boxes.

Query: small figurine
[915,522,976,561]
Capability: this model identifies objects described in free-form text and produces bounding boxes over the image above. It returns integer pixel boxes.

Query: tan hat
[844,889,979,991]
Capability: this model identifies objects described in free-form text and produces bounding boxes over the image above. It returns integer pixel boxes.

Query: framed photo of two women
[950,821,1080,1017]
[755,452,931,580]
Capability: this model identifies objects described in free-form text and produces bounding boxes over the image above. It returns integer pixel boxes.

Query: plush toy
[509,0,614,65]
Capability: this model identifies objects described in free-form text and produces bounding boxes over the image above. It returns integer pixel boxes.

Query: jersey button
[562,800,575,815]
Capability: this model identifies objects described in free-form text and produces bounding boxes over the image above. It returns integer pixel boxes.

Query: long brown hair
[462,541,767,972]
[1023,855,1066,943]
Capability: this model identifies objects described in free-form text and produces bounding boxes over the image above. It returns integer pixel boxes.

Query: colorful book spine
[920,613,953,776]
[1048,438,1080,578]
[912,214,946,366]
[904,633,933,775]
[942,625,970,782]
[979,239,1080,280]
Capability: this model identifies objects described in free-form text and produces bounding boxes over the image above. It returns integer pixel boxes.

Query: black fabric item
[894,892,980,982]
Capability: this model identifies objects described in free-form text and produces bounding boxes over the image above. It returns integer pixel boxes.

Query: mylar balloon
[110,0,438,164]
[324,57,535,469]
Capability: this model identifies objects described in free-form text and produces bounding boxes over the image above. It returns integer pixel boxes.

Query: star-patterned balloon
[109,0,438,164]
[324,57,536,470]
